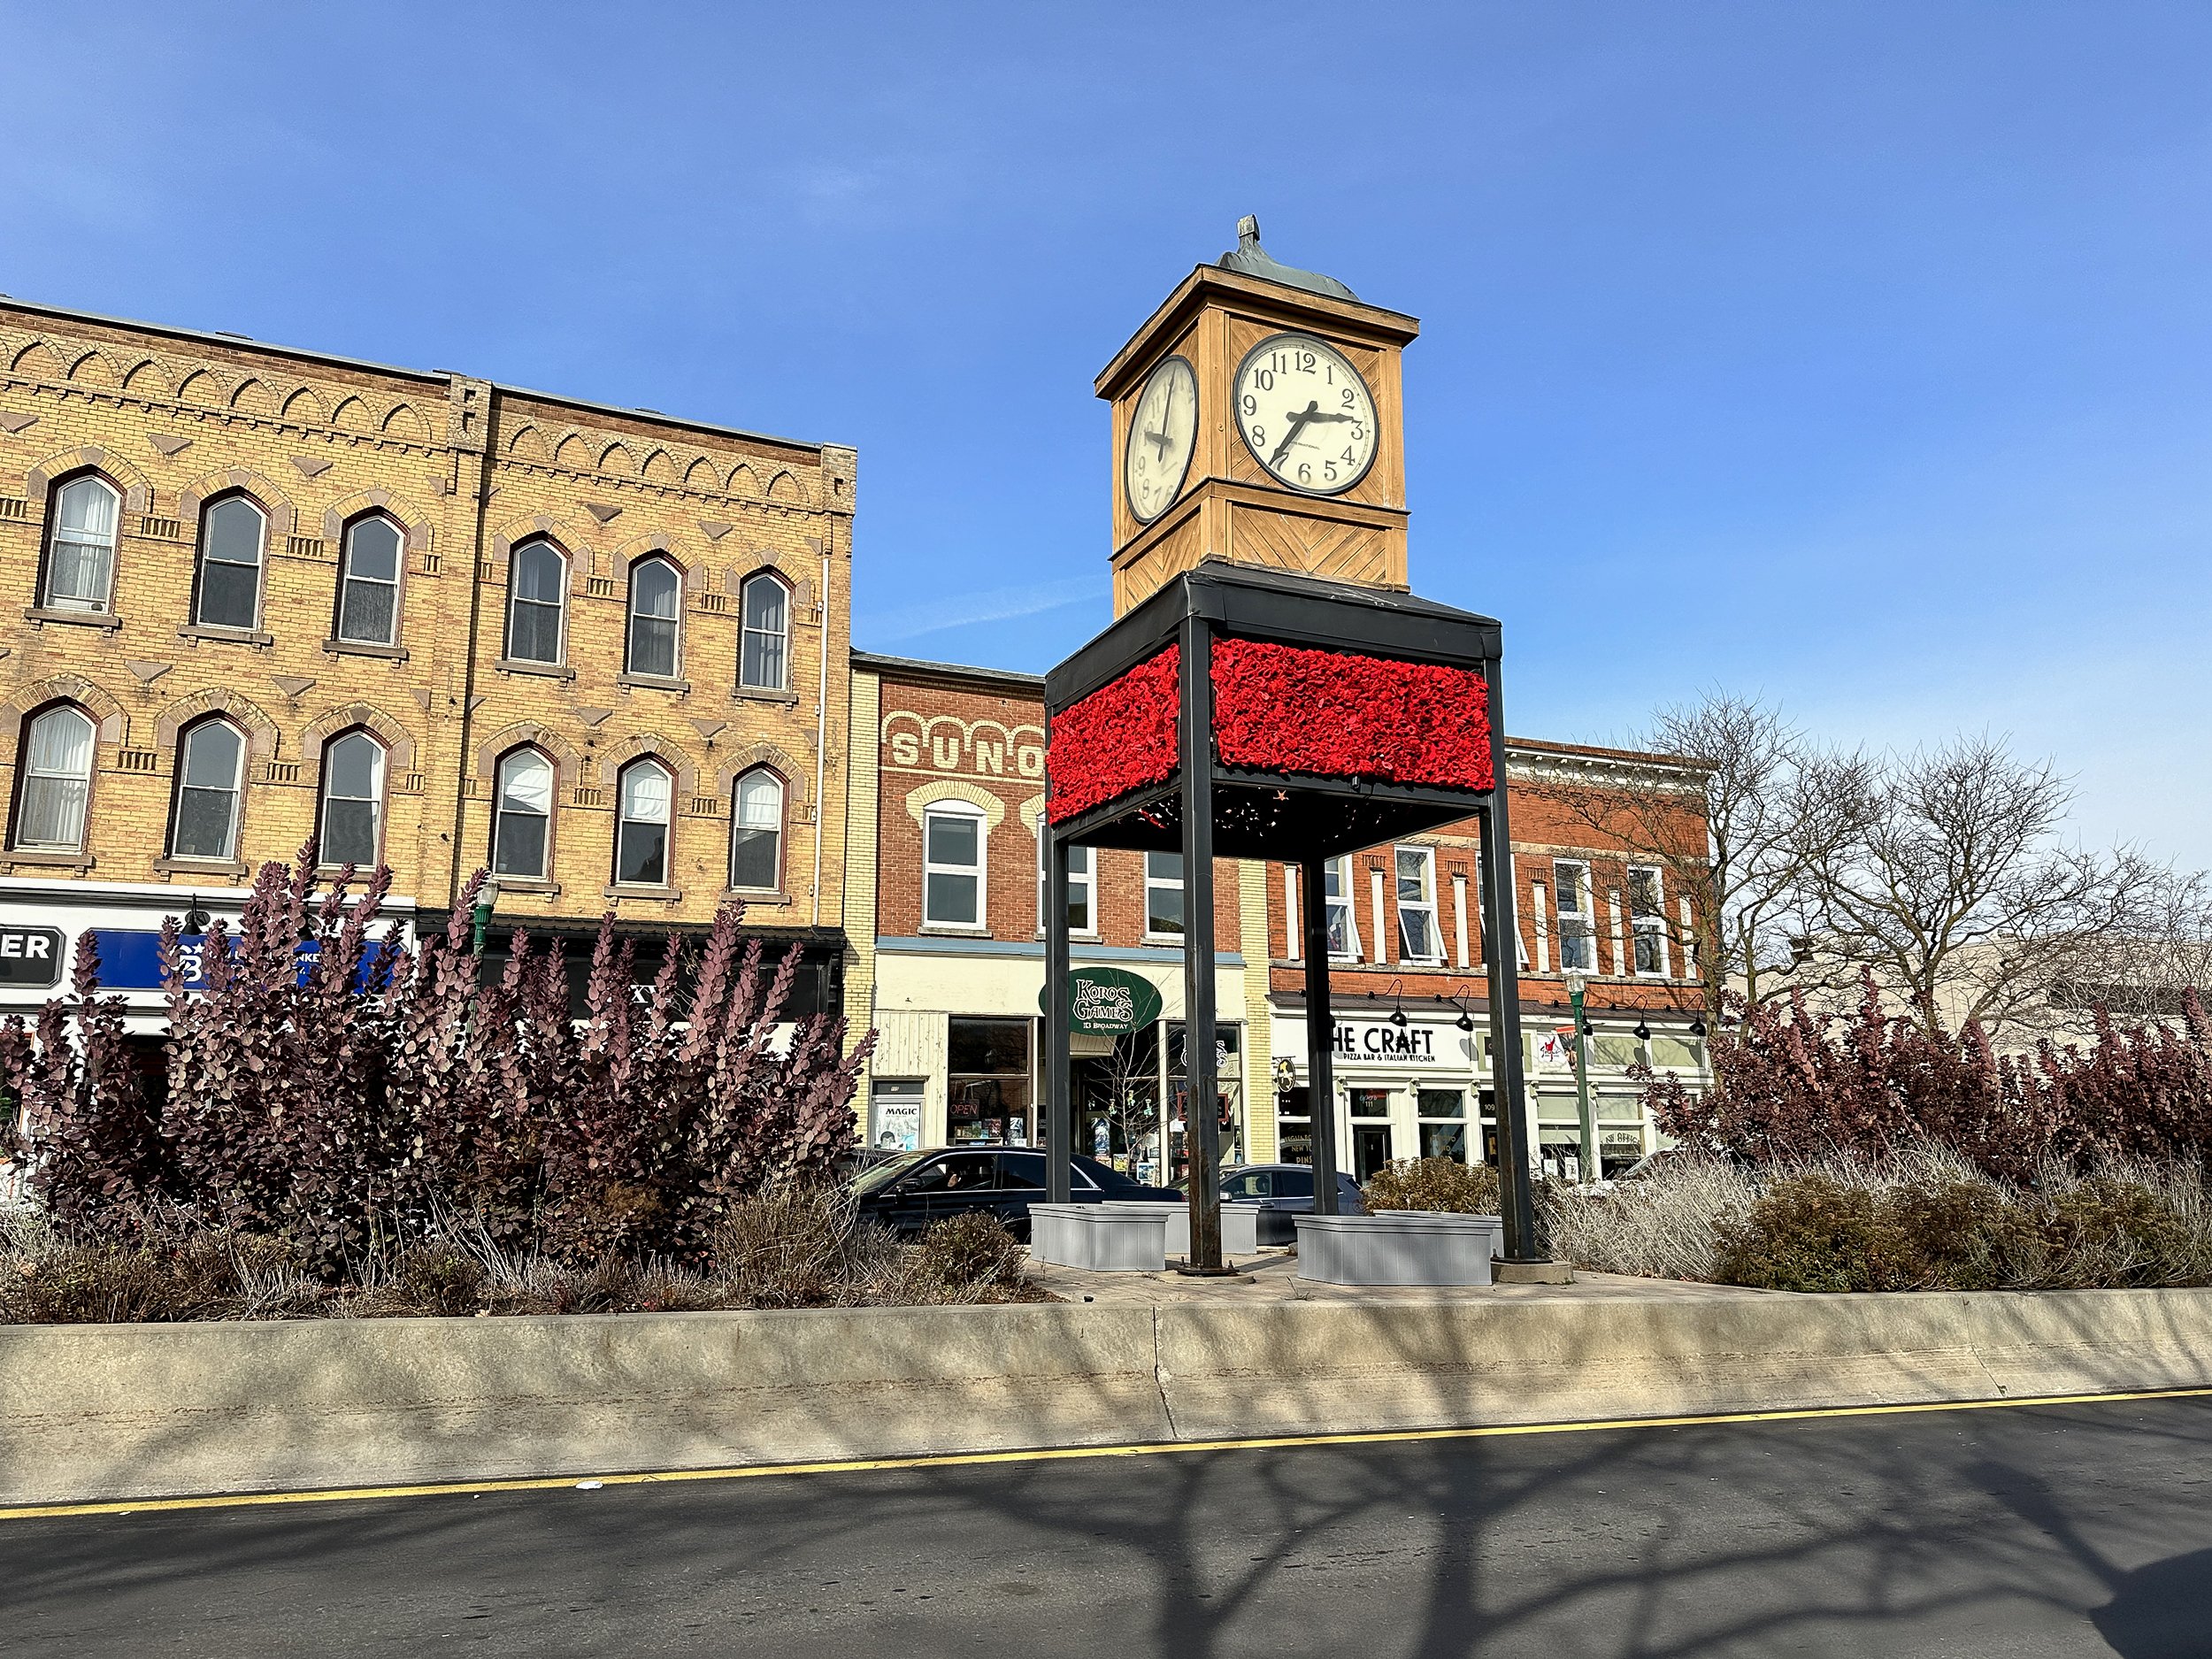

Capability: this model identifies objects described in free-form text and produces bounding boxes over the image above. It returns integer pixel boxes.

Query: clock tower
[1098,217,1420,617]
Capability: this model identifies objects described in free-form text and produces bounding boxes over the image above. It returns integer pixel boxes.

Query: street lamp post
[1564,970,1597,1185]
[471,879,501,956]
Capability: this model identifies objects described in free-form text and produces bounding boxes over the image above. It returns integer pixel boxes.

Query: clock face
[1233,333,1378,495]
[1124,355,1198,523]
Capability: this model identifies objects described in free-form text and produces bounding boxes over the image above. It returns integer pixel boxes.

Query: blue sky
[5,3,2209,862]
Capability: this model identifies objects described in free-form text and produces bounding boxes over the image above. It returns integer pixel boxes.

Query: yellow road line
[5,1385,2208,1524]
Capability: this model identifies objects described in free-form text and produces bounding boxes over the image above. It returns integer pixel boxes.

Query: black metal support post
[1044,826,1072,1206]
[1176,611,1227,1272]
[1478,667,1545,1263]
[1299,855,1343,1216]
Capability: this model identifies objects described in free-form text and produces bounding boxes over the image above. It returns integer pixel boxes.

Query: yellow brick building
[0,296,856,1021]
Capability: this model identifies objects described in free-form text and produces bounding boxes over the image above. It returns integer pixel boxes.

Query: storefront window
[1167,1021,1243,1179]
[948,1016,1030,1145]
[1071,1023,1160,1176]
[1417,1086,1466,1163]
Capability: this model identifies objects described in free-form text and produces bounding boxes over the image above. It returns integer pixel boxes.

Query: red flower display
[1047,645,1179,823]
[1046,638,1493,825]
[1211,638,1493,792]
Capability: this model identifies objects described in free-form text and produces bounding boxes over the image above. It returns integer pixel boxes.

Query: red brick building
[846,651,1712,1182]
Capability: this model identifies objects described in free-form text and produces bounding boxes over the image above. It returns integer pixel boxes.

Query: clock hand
[1305,410,1354,424]
[1269,401,1321,468]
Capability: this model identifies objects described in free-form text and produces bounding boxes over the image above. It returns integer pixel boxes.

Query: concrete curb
[4,1289,2210,1506]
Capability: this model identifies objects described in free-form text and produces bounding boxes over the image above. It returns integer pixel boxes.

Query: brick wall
[0,299,853,933]
[872,665,1239,951]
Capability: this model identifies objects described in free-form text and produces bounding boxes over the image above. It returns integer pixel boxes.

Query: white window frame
[14,703,96,852]
[922,802,987,931]
[42,474,120,615]
[1394,845,1442,964]
[1323,854,1360,962]
[169,717,247,864]
[336,512,404,647]
[318,729,387,869]
[491,746,555,880]
[1629,864,1670,978]
[625,555,683,679]
[1036,826,1094,937]
[504,538,569,666]
[193,493,267,631]
[729,765,785,893]
[1144,850,1185,941]
[614,757,674,887]
[1553,858,1597,972]
[739,571,791,691]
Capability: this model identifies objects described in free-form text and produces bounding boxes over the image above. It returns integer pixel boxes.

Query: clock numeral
[1252,369,1274,391]
[1250,425,1265,448]
[1349,425,1364,441]
[1341,388,1356,407]
[1324,462,1338,482]
[1340,447,1356,464]
[1296,463,1311,484]
[1241,394,1256,417]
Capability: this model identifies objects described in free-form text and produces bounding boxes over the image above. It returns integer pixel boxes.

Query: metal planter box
[1098,1202,1260,1259]
[1028,1204,1169,1272]
[1294,1211,1502,1287]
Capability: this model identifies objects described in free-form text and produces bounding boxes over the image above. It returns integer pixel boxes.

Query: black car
[1206,1163,1368,1245]
[851,1147,1182,1240]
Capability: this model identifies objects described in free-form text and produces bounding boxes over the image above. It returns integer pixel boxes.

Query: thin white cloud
[858,574,1108,644]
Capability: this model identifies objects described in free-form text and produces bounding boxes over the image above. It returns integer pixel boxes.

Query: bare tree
[1528,690,1830,1026]
[1799,735,2186,1039]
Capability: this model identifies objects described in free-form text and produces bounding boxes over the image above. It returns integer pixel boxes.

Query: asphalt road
[4,1397,2211,1658]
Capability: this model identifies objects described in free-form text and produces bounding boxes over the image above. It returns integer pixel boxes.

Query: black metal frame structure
[1041,563,1541,1273]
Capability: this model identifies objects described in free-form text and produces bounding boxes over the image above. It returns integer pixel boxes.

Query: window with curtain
[337,516,403,645]
[194,495,265,630]
[728,767,784,890]
[739,572,788,690]
[616,759,672,885]
[15,705,95,851]
[319,732,386,867]
[1144,851,1184,938]
[43,476,119,613]
[1036,829,1092,933]
[492,748,554,879]
[626,557,680,677]
[505,540,566,664]
[922,804,984,927]
[170,719,244,861]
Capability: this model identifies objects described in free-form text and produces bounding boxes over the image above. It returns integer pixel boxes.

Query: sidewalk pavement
[1026,1248,1772,1304]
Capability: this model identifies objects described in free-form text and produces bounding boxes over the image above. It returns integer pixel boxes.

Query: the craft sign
[1332,1021,1440,1064]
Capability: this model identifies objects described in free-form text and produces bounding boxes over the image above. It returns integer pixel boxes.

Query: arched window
[615,758,672,886]
[505,539,566,664]
[194,494,266,630]
[13,704,96,851]
[319,731,386,868]
[169,718,245,862]
[739,572,788,690]
[336,514,403,646]
[493,747,554,879]
[728,767,784,891]
[626,557,681,678]
[42,475,120,613]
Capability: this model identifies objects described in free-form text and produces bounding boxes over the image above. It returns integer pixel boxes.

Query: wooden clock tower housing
[1097,219,1421,617]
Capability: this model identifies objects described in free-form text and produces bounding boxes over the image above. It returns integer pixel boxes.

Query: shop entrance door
[1348,1087,1394,1182]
